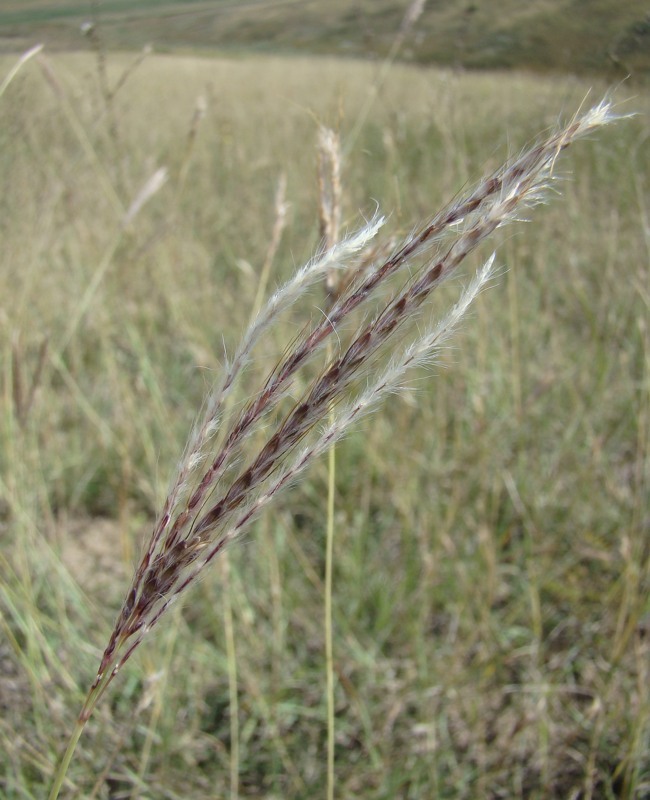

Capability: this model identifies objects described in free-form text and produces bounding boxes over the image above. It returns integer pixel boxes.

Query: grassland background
[0,18,649,800]
[0,0,649,77]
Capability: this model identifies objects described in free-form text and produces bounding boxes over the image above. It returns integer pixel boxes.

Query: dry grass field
[0,44,648,799]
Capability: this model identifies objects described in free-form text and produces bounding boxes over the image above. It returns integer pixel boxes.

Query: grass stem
[48,669,112,800]
[223,555,240,800]
[325,434,336,800]
[47,716,85,800]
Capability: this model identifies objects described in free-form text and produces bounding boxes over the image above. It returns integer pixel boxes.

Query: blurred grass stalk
[317,124,343,800]
[0,43,43,99]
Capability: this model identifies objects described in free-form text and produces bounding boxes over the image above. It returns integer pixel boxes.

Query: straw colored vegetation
[0,50,648,799]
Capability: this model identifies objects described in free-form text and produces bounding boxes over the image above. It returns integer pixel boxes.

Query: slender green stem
[325,436,336,800]
[48,715,86,800]
[223,555,240,800]
[48,668,112,800]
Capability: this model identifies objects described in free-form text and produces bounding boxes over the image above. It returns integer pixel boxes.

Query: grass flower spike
[48,97,621,800]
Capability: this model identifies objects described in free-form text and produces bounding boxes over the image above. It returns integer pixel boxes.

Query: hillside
[0,0,648,76]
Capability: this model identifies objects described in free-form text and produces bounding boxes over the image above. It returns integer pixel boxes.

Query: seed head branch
[91,99,619,695]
